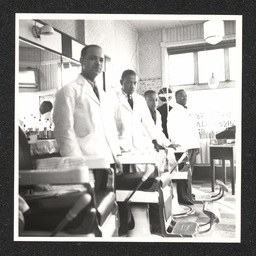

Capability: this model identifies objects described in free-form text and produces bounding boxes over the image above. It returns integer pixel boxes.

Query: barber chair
[116,149,227,237]
[116,150,173,237]
[170,151,195,218]
[18,126,119,237]
[171,151,228,218]
[172,151,229,204]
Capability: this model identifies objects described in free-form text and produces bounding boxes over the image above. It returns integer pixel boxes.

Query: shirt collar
[173,102,187,109]
[121,89,133,98]
[80,74,95,88]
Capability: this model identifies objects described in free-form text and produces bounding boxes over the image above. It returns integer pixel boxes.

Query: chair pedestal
[172,183,195,218]
[127,203,151,237]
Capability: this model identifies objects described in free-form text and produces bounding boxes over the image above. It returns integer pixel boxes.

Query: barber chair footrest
[171,222,198,237]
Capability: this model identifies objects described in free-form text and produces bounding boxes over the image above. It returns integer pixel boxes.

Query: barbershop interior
[17,16,240,241]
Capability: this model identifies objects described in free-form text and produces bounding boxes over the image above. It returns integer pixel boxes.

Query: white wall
[84,20,139,89]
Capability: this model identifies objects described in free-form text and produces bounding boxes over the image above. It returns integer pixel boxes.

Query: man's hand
[152,140,166,152]
[115,155,123,175]
[168,143,180,150]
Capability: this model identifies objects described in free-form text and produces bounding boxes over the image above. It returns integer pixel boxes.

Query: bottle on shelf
[43,127,48,139]
[34,116,39,135]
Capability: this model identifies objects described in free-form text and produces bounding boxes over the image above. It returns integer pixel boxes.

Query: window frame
[161,36,236,90]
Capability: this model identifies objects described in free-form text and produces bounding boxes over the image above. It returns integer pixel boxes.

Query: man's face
[145,93,158,110]
[121,74,137,95]
[80,46,104,80]
[176,90,187,106]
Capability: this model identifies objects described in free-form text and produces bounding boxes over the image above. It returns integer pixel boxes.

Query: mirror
[18,40,61,131]
[18,39,107,133]
[19,40,62,93]
[18,40,80,133]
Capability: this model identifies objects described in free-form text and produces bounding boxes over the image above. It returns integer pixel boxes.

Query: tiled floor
[174,180,237,239]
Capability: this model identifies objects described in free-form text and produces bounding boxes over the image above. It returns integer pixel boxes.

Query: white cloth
[111,90,159,152]
[167,103,200,151]
[147,109,177,168]
[143,109,172,148]
[53,74,121,163]
[155,110,172,147]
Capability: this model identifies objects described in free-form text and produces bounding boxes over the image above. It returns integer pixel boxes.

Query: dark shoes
[178,198,194,205]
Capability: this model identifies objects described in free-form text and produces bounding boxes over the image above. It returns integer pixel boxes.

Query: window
[169,52,194,86]
[19,68,39,88]
[167,39,236,86]
[198,49,225,83]
[229,47,236,81]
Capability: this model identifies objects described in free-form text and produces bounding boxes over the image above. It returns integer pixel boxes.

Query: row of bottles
[21,114,54,139]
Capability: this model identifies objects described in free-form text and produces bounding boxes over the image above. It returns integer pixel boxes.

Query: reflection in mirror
[19,39,62,93]
[18,40,61,136]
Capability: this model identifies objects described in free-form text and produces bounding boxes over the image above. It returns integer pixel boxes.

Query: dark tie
[150,109,157,124]
[93,84,100,100]
[128,94,133,109]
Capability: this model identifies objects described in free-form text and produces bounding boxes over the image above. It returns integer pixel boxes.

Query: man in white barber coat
[167,89,200,205]
[113,70,164,154]
[144,90,178,167]
[112,70,165,235]
[53,45,122,174]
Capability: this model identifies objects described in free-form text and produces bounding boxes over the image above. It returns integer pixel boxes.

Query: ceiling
[125,19,206,32]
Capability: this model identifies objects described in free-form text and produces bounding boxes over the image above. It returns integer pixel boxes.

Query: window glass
[229,47,236,80]
[198,49,225,83]
[19,70,37,86]
[168,52,194,85]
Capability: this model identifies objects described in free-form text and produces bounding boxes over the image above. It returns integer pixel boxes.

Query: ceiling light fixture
[203,20,224,45]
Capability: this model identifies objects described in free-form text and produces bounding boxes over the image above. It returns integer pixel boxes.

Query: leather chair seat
[116,171,171,191]
[23,191,95,233]
[116,172,157,191]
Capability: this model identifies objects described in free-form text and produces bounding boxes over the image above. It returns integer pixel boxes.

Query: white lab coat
[143,109,172,148]
[112,90,159,152]
[53,74,121,163]
[167,103,200,151]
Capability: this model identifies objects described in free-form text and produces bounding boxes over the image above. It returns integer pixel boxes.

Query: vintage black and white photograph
[15,13,242,242]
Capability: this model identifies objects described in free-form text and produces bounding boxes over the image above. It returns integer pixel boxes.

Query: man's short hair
[175,89,185,98]
[80,45,102,59]
[121,70,137,80]
[41,101,53,109]
[40,101,53,114]
[144,90,157,98]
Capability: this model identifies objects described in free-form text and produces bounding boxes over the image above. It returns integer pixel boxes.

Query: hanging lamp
[204,20,224,45]
[208,73,219,89]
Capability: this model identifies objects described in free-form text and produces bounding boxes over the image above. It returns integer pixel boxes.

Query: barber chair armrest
[95,191,116,226]
[19,166,90,186]
[36,156,110,170]
[159,172,172,188]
